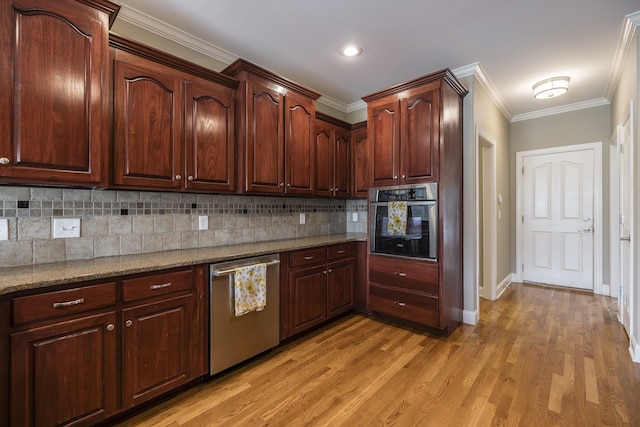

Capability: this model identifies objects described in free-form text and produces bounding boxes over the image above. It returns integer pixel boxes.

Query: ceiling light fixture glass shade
[341,46,362,57]
[532,76,570,99]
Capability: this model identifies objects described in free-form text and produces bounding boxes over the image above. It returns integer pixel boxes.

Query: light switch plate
[198,215,208,230]
[52,218,81,238]
[299,213,305,224]
[0,218,8,241]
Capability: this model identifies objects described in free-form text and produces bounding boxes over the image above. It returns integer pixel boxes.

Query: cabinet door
[122,295,194,409]
[113,56,182,190]
[369,99,401,187]
[10,312,117,427]
[245,80,285,194]
[401,86,440,183]
[289,265,327,335]
[333,128,351,198]
[327,258,355,318]
[284,92,315,196]
[351,126,369,198]
[184,79,236,192]
[314,122,334,197]
[0,0,109,186]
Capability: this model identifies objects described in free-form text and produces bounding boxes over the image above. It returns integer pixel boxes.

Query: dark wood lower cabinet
[289,265,327,335]
[6,266,206,427]
[10,312,118,427]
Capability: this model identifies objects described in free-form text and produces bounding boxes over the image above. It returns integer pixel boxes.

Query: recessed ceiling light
[341,45,362,57]
[532,76,570,99]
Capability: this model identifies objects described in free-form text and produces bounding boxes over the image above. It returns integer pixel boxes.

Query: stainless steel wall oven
[369,183,437,260]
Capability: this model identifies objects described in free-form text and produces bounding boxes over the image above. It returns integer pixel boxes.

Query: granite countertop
[0,233,367,297]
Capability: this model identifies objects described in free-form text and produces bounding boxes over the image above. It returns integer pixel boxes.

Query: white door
[618,107,633,334]
[522,149,594,289]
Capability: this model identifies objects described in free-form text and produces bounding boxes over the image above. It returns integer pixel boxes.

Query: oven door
[369,201,437,260]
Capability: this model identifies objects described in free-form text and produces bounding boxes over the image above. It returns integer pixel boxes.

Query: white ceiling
[114,0,640,121]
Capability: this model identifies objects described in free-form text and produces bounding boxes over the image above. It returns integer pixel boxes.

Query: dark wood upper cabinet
[0,0,119,187]
[363,71,466,187]
[350,121,368,198]
[110,36,238,193]
[223,59,320,196]
[314,113,351,198]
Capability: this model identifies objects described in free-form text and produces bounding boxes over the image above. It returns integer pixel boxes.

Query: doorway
[476,127,498,300]
[516,143,603,291]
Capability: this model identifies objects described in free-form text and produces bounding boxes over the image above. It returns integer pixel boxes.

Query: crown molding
[606,11,640,100]
[511,98,610,122]
[316,95,349,113]
[116,4,238,65]
[453,62,513,121]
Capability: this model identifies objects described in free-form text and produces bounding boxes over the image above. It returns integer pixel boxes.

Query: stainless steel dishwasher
[209,254,280,375]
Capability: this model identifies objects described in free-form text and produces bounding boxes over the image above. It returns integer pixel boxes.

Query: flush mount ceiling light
[341,45,362,57]
[532,76,570,99]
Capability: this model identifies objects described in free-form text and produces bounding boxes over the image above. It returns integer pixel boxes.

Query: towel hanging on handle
[234,263,267,316]
[387,201,408,236]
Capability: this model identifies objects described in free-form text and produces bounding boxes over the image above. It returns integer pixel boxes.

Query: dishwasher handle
[212,260,280,277]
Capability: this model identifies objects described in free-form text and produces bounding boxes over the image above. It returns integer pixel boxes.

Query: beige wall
[473,79,511,287]
[510,105,612,282]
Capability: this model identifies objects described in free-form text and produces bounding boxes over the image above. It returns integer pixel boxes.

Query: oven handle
[212,260,280,277]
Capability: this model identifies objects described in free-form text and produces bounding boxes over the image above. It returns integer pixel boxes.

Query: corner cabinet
[222,59,321,196]
[6,266,207,427]
[111,36,238,193]
[314,113,351,198]
[0,0,119,187]
[363,69,467,336]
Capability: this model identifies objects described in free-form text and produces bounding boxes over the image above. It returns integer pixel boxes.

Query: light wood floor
[116,283,640,426]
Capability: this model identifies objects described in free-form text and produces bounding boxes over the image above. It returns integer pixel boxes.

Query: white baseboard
[463,309,479,325]
[629,334,640,363]
[496,274,514,299]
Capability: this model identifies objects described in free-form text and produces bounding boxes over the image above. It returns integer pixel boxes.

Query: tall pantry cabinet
[362,69,467,335]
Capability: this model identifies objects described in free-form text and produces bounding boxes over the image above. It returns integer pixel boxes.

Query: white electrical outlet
[52,218,81,239]
[198,215,208,230]
[299,213,305,224]
[352,212,358,222]
[0,218,8,241]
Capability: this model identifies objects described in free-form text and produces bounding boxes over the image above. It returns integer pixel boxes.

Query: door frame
[475,126,498,300]
[610,125,621,300]
[515,142,603,293]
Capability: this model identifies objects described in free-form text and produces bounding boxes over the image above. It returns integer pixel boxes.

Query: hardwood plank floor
[115,283,640,426]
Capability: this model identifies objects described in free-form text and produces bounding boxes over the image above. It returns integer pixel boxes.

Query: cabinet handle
[187,176,194,181]
[327,269,332,273]
[304,256,315,260]
[337,250,346,254]
[393,175,398,180]
[286,183,291,187]
[395,272,407,277]
[52,298,85,308]
[394,301,407,307]
[106,324,115,332]
[125,320,133,328]
[323,270,327,275]
[279,183,285,187]
[175,175,182,180]
[150,282,172,290]
[0,157,9,165]
[402,174,406,179]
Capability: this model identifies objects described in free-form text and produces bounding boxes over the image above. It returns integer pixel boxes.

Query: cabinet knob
[279,183,285,187]
[286,183,291,187]
[0,157,9,165]
[175,175,182,181]
[125,320,133,328]
[106,324,115,332]
[393,175,398,180]
[188,176,193,181]
[402,175,406,179]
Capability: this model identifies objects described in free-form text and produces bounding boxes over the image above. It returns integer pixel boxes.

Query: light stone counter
[0,233,366,296]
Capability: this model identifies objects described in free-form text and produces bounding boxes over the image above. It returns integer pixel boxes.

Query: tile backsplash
[0,186,367,268]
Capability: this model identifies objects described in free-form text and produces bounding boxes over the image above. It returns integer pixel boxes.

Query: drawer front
[290,247,327,268]
[123,269,193,302]
[369,255,438,294]
[327,242,355,260]
[369,285,439,328]
[12,282,116,325]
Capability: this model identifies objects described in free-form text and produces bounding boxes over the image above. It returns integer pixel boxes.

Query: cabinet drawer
[123,269,193,302]
[327,243,355,260]
[369,285,439,327]
[12,282,116,325]
[369,255,438,294]
[290,248,327,268]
